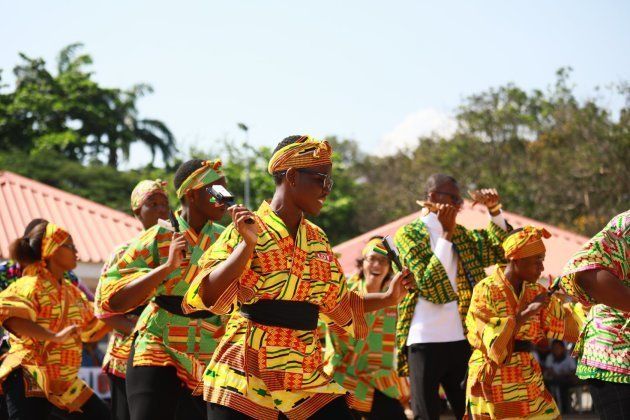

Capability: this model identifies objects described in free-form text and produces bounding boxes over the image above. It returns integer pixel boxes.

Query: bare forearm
[362,292,396,313]
[3,317,55,341]
[199,241,255,307]
[576,269,630,312]
[109,264,173,313]
[101,315,135,335]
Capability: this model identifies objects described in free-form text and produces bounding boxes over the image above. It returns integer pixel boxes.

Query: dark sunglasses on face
[61,242,78,252]
[296,169,334,191]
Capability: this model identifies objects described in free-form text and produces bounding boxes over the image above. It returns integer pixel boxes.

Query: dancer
[559,210,629,418]
[395,175,510,420]
[0,221,111,419]
[95,179,169,420]
[465,226,582,419]
[184,135,413,419]
[100,159,228,420]
[324,237,409,419]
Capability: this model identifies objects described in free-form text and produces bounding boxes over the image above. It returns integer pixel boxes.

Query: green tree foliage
[0,47,627,243]
[0,44,176,168]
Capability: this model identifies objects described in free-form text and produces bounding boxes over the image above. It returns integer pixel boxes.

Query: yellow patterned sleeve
[0,276,39,324]
[465,279,516,365]
[319,252,367,340]
[183,224,244,315]
[540,296,583,343]
[98,227,162,315]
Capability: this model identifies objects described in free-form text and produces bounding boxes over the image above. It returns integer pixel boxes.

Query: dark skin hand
[108,178,227,313]
[197,163,415,311]
[575,269,630,312]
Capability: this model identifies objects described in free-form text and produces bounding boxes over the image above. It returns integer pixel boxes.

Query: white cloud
[379,108,457,155]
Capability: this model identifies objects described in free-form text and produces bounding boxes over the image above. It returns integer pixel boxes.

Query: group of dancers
[0,134,627,420]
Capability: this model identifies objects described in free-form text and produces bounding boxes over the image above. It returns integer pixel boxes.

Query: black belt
[127,305,147,317]
[240,300,319,331]
[513,340,534,353]
[153,295,214,319]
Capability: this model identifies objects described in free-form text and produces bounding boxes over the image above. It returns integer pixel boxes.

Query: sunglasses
[296,169,334,191]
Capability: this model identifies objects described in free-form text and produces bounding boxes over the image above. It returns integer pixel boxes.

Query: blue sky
[2,0,629,167]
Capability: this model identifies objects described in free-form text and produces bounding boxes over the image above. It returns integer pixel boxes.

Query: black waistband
[240,300,319,331]
[127,305,147,317]
[513,340,534,353]
[153,295,214,319]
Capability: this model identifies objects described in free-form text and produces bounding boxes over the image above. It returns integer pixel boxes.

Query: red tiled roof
[333,200,590,278]
[0,171,142,264]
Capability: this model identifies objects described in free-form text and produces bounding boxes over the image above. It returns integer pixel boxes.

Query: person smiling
[184,135,413,420]
[100,159,229,420]
[324,237,410,420]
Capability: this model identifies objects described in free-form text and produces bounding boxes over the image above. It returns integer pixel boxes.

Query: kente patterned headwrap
[41,222,70,260]
[267,135,333,175]
[362,238,389,258]
[502,225,551,260]
[131,179,168,211]
[175,160,224,199]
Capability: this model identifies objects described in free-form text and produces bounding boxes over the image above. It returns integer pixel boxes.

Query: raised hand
[229,205,260,246]
[468,188,501,210]
[436,203,457,238]
[386,267,415,305]
[166,233,187,271]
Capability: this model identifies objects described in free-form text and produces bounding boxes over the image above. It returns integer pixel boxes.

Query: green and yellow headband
[362,238,388,258]
[267,135,333,175]
[175,160,224,199]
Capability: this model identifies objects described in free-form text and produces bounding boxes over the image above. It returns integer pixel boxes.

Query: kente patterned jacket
[559,210,629,384]
[0,267,109,411]
[394,218,509,375]
[183,201,368,420]
[465,265,582,419]
[99,212,225,390]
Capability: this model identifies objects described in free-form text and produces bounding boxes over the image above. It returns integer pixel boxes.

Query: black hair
[173,159,205,201]
[551,339,565,348]
[9,220,48,266]
[425,173,458,197]
[271,135,306,185]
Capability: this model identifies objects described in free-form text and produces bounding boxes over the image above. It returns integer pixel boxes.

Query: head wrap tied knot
[503,225,551,260]
[176,160,224,199]
[267,136,333,175]
[131,179,168,211]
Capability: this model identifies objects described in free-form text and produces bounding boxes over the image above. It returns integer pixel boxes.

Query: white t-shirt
[406,211,507,345]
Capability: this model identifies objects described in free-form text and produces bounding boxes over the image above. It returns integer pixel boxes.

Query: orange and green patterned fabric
[323,274,409,413]
[465,266,582,419]
[95,241,135,378]
[100,211,225,390]
[559,210,629,384]
[183,200,368,420]
[0,269,110,411]
[394,219,508,376]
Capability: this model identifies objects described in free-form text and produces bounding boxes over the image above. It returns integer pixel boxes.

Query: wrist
[441,231,453,241]
[488,203,502,216]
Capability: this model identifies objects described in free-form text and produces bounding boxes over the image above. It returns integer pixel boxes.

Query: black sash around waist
[240,300,319,331]
[153,295,214,319]
[513,340,534,353]
[127,305,147,317]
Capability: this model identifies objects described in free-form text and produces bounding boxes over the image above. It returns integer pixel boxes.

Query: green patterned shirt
[394,217,508,376]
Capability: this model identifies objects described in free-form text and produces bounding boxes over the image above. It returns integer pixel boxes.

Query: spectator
[544,340,578,414]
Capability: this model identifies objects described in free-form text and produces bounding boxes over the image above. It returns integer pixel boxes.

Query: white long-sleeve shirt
[406,211,507,345]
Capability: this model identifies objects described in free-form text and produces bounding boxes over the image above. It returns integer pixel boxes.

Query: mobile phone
[208,185,254,224]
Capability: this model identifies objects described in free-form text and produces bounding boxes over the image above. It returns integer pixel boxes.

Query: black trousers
[351,389,407,420]
[588,379,630,420]
[108,374,129,420]
[407,340,470,420]
[125,343,206,420]
[1,368,110,420]
[207,395,353,419]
